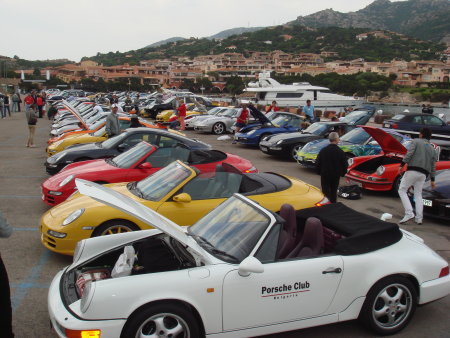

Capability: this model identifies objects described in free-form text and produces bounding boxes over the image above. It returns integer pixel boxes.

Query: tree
[225,76,245,95]
[33,68,41,76]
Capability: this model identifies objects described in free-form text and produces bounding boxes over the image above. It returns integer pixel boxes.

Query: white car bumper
[48,270,126,337]
[419,274,450,305]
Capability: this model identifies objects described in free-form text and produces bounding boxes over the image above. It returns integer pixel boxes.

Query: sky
[1,0,406,61]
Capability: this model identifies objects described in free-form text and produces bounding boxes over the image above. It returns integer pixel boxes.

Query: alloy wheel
[137,312,190,338]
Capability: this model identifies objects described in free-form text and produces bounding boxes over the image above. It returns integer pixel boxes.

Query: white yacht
[244,71,364,109]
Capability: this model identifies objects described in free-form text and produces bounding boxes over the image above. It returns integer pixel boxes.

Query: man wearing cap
[316,132,348,203]
[106,105,120,137]
[398,127,437,225]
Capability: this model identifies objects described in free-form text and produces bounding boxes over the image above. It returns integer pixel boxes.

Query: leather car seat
[287,217,324,258]
[276,204,298,259]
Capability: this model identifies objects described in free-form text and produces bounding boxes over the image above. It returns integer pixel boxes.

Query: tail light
[315,197,330,207]
[244,166,258,173]
[439,266,449,278]
[392,123,398,129]
[65,329,101,338]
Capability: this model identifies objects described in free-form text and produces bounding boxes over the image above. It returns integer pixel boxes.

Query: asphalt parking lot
[0,112,449,338]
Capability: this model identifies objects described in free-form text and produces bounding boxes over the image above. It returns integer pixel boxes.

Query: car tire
[212,122,225,135]
[291,144,304,161]
[121,303,202,338]
[359,276,417,335]
[92,220,139,237]
[392,175,402,196]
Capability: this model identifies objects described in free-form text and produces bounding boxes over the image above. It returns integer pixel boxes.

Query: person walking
[177,99,187,131]
[0,212,14,338]
[12,92,21,112]
[301,99,315,123]
[398,127,437,225]
[26,104,38,147]
[316,132,348,203]
[106,105,120,138]
[3,94,11,117]
[23,92,35,112]
[232,103,249,144]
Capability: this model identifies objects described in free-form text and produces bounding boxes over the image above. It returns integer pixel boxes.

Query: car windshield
[218,109,236,117]
[111,142,152,168]
[340,128,370,144]
[133,161,192,201]
[303,123,329,135]
[188,196,271,263]
[340,111,367,124]
[271,115,300,128]
[102,132,127,149]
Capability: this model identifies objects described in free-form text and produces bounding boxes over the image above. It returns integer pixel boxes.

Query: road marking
[11,250,51,312]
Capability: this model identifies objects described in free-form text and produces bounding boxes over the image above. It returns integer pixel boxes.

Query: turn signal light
[391,123,398,129]
[439,266,449,278]
[65,329,101,338]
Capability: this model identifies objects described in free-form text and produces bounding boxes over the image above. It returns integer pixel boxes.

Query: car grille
[42,233,57,248]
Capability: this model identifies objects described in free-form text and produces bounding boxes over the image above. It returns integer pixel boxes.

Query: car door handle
[322,268,342,274]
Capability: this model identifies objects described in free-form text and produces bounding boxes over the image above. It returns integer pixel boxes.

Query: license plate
[422,199,432,207]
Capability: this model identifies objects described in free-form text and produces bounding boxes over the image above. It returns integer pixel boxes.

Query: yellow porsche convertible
[40,161,327,255]
[155,103,207,122]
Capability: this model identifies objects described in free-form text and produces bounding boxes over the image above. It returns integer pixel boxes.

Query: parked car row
[40,99,449,337]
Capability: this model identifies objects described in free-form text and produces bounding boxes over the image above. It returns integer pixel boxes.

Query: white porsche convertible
[48,179,450,338]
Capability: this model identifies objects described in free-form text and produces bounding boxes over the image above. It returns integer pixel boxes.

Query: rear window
[391,114,405,121]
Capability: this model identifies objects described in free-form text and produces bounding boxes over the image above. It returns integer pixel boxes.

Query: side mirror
[117,144,126,152]
[138,162,153,169]
[173,193,192,203]
[238,256,264,277]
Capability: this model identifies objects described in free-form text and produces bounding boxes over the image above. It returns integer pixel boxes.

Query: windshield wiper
[189,234,239,263]
[127,181,145,199]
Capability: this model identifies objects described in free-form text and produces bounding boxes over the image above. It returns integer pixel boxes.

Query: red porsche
[345,126,450,192]
[41,141,257,205]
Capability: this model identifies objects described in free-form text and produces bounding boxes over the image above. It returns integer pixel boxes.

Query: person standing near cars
[26,104,38,147]
[232,103,249,144]
[316,132,348,203]
[398,127,437,225]
[301,99,315,123]
[23,92,35,112]
[12,92,21,112]
[266,100,280,114]
[106,105,120,138]
[0,211,14,338]
[3,94,11,117]
[177,99,187,131]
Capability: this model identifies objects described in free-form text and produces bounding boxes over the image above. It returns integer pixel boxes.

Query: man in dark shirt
[316,132,348,203]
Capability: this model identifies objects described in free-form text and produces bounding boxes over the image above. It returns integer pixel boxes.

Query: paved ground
[0,111,448,337]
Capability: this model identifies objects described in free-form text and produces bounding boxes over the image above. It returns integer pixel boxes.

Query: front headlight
[276,140,284,145]
[63,208,84,226]
[80,280,96,313]
[247,130,256,135]
[376,165,385,176]
[47,152,64,164]
[59,174,75,187]
[348,157,354,167]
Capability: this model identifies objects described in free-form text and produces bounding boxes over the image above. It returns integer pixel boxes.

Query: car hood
[265,131,318,144]
[75,179,205,257]
[362,126,407,155]
[248,105,271,124]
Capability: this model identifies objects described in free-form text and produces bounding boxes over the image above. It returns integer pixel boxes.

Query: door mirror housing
[138,162,153,169]
[117,143,127,152]
[238,256,264,277]
[173,193,192,203]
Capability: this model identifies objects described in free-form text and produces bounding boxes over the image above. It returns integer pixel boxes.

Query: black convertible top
[296,203,403,255]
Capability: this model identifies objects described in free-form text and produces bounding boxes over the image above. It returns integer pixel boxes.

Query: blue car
[235,112,303,146]
[297,127,412,168]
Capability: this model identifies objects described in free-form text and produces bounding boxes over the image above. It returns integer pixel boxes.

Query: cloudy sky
[1,0,405,61]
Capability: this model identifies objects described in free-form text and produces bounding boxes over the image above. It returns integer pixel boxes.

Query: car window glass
[145,147,190,168]
[304,123,328,135]
[180,172,242,200]
[158,136,178,148]
[423,116,443,126]
[340,128,370,143]
[255,223,281,263]
[391,114,405,121]
[112,142,152,168]
[120,134,150,148]
[412,116,422,124]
